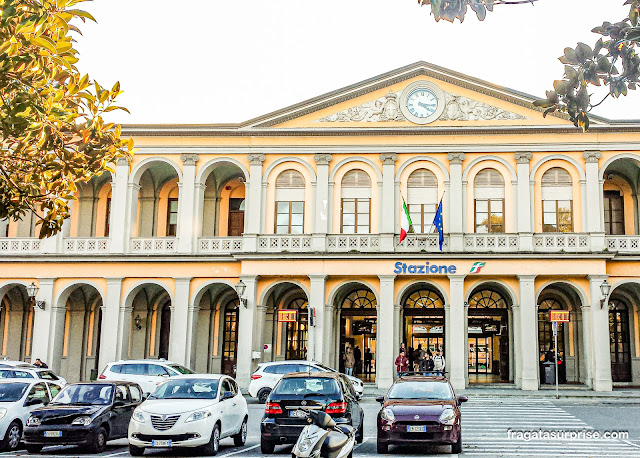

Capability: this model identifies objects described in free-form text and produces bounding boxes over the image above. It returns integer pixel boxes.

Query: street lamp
[26,282,45,310]
[134,314,142,331]
[235,280,247,308]
[600,279,611,309]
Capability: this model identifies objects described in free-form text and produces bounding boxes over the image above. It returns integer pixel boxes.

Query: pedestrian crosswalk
[461,397,640,456]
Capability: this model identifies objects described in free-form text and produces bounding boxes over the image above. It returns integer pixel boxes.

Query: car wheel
[233,417,247,446]
[200,423,220,456]
[376,439,388,454]
[25,444,43,454]
[129,444,146,456]
[451,433,462,454]
[87,426,107,453]
[0,420,22,451]
[261,436,275,454]
[257,388,271,404]
[356,419,364,444]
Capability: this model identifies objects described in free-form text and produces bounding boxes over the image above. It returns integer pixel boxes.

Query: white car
[0,379,63,451]
[99,359,194,395]
[128,374,248,456]
[0,367,67,387]
[248,361,364,403]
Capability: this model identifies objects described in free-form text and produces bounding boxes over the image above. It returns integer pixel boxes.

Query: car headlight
[185,411,211,423]
[439,408,456,425]
[27,416,41,426]
[0,408,6,419]
[132,410,145,423]
[71,416,93,426]
[380,408,395,422]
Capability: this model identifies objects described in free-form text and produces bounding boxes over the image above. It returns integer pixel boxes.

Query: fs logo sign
[470,262,486,274]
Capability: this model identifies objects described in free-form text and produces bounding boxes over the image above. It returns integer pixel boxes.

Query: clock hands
[418,101,436,110]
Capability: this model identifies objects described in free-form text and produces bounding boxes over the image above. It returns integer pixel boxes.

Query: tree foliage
[0,0,133,238]
[416,0,538,23]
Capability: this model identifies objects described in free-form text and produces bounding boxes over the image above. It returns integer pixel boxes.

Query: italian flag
[399,197,413,243]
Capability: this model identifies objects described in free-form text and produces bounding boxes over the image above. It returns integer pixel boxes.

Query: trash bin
[542,362,556,384]
[89,368,98,381]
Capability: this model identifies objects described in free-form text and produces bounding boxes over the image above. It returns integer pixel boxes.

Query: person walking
[354,345,362,376]
[344,346,355,376]
[433,349,446,375]
[395,350,408,377]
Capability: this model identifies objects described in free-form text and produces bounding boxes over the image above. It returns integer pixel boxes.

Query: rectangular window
[542,200,573,232]
[341,198,370,234]
[104,198,111,237]
[275,201,304,234]
[166,198,178,236]
[474,199,504,233]
[604,191,624,235]
[408,203,437,233]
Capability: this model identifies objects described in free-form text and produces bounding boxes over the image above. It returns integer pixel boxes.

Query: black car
[260,372,364,454]
[24,381,143,453]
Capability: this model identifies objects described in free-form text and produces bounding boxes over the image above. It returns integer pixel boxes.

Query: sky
[75,0,638,124]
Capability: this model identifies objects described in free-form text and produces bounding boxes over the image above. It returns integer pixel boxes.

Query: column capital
[517,274,537,282]
[308,274,328,281]
[313,153,332,165]
[36,278,56,286]
[119,306,133,313]
[105,277,123,284]
[239,274,259,283]
[583,150,602,163]
[447,274,467,281]
[180,153,199,166]
[174,277,192,285]
[378,274,396,282]
[116,157,130,167]
[248,153,266,165]
[379,153,398,165]
[587,274,609,283]
[514,152,533,164]
[446,152,466,164]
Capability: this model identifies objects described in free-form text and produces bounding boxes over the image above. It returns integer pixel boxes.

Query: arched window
[537,298,565,361]
[342,289,377,309]
[404,289,444,309]
[407,169,438,233]
[609,299,632,382]
[282,298,308,360]
[275,170,305,234]
[468,290,507,308]
[474,169,505,233]
[341,170,371,234]
[542,168,573,232]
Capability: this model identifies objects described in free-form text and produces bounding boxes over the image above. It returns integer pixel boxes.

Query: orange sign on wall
[278,310,297,322]
[550,310,570,322]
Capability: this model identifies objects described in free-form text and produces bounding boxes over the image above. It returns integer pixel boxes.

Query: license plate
[407,425,427,433]
[151,439,172,447]
[44,431,62,437]
[289,410,306,418]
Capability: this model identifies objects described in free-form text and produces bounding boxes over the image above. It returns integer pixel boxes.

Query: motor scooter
[292,409,355,458]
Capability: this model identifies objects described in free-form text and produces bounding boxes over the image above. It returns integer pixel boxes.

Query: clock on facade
[399,81,446,125]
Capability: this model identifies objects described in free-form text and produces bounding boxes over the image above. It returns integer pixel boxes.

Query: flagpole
[425,190,446,237]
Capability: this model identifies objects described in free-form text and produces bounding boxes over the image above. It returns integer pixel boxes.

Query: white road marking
[219,444,260,457]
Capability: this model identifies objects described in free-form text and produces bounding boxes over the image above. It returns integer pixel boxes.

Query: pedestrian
[400,342,407,355]
[433,349,445,375]
[33,358,48,369]
[425,353,435,372]
[407,346,414,371]
[354,345,362,376]
[364,347,372,375]
[395,350,408,377]
[412,347,420,371]
[344,346,355,376]
[417,344,426,371]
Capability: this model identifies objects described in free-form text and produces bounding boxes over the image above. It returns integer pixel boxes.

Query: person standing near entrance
[354,345,362,376]
[364,347,372,375]
[344,346,355,376]
[433,349,445,375]
[395,350,408,377]
[417,344,426,371]
[424,353,435,372]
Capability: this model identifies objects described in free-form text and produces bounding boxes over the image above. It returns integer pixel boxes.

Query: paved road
[2,397,640,457]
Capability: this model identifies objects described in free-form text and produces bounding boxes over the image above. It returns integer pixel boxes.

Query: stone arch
[329,157,382,183]
[130,157,183,185]
[395,156,450,182]
[262,157,317,184]
[196,157,249,185]
[530,154,586,181]
[462,155,516,183]
[396,280,449,306]
[0,283,32,362]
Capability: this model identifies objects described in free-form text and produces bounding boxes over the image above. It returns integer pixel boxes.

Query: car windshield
[388,381,454,400]
[52,384,114,405]
[149,378,218,400]
[274,378,340,396]
[0,383,29,402]
[168,364,195,375]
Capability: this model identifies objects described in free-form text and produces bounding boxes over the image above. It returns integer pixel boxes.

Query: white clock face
[407,89,438,118]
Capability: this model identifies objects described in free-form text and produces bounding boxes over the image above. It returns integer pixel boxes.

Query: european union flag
[432,198,444,251]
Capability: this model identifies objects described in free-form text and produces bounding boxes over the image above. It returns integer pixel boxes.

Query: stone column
[186,304,200,369]
[30,278,56,365]
[308,274,327,362]
[236,275,258,390]
[377,275,396,389]
[380,153,398,252]
[116,305,133,360]
[98,278,122,372]
[168,278,191,365]
[243,154,265,252]
[514,152,533,251]
[109,158,131,253]
[447,153,465,252]
[253,305,268,364]
[588,275,613,391]
[323,304,335,367]
[584,151,604,250]
[178,154,199,254]
[313,154,332,251]
[393,304,402,365]
[518,275,539,390]
[448,274,466,389]
[512,304,522,388]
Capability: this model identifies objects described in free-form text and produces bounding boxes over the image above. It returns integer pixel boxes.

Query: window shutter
[474,169,505,199]
[407,169,438,204]
[542,168,572,200]
[407,169,437,187]
[342,170,371,199]
[276,170,305,201]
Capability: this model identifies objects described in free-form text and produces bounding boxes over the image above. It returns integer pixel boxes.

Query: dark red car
[376,375,467,454]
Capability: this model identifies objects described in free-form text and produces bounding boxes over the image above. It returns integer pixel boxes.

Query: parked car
[99,359,194,395]
[0,380,63,451]
[24,381,143,453]
[375,374,467,454]
[0,367,67,386]
[260,372,364,454]
[128,374,248,456]
[249,360,364,403]
[0,360,35,368]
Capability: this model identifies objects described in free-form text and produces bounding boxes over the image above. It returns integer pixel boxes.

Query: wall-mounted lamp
[134,314,142,331]
[26,282,45,310]
[600,280,611,309]
[235,280,247,308]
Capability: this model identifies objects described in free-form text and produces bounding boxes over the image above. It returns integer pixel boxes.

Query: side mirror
[25,398,44,407]
[457,395,468,405]
[375,396,384,404]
